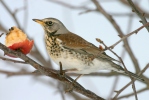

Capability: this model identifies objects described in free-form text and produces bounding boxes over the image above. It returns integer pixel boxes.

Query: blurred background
[0,0,149,100]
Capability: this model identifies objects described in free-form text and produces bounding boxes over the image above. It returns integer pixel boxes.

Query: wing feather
[56,33,118,62]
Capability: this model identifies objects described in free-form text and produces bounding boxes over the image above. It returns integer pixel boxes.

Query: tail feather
[110,62,145,82]
[125,71,144,82]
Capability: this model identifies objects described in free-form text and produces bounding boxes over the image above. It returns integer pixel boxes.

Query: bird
[33,17,144,82]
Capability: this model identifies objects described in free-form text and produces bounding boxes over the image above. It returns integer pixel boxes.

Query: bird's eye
[46,21,53,26]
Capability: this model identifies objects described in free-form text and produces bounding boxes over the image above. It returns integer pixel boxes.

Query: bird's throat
[46,30,58,37]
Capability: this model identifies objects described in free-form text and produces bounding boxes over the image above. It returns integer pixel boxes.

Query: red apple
[5,27,34,56]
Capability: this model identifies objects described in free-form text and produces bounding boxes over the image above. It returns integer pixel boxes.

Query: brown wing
[56,32,118,61]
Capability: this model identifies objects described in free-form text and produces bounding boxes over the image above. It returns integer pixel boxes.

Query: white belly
[50,51,115,74]
[45,36,116,74]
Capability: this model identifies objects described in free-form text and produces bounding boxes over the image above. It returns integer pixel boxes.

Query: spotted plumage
[33,18,144,81]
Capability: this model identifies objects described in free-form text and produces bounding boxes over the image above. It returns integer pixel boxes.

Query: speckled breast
[44,34,93,67]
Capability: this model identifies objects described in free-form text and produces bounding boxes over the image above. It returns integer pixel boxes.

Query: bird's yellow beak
[32,19,44,25]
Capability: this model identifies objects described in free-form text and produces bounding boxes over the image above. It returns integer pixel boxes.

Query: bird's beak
[32,19,44,25]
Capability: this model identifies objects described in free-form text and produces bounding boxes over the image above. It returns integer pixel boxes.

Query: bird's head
[33,18,69,35]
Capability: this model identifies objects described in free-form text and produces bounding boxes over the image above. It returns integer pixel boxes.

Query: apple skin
[8,39,34,55]
[5,26,34,57]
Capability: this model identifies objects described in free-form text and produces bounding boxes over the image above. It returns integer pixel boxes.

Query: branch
[120,0,149,18]
[113,63,149,99]
[107,49,126,99]
[96,22,149,57]
[127,0,149,32]
[96,38,138,100]
[110,22,149,49]
[92,0,141,73]
[23,0,28,30]
[0,24,7,33]
[0,0,21,29]
[46,0,91,10]
[0,69,135,78]
[0,57,27,64]
[0,42,105,100]
[92,0,123,36]
[0,33,4,37]
[118,87,149,99]
[0,69,33,77]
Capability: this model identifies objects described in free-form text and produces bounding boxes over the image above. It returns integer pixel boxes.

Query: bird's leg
[58,62,82,92]
[59,62,64,75]
[58,64,84,92]
[58,62,78,75]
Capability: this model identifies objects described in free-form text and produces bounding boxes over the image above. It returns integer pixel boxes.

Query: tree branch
[118,87,149,99]
[127,0,149,32]
[96,38,138,100]
[0,42,105,100]
[0,0,21,29]
[92,0,141,73]
[113,63,149,99]
[110,22,149,49]
[0,56,27,64]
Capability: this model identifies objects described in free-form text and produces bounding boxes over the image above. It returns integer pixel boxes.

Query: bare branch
[0,56,27,64]
[0,69,33,77]
[46,0,90,10]
[23,0,28,30]
[107,49,126,99]
[120,0,149,18]
[0,42,105,100]
[0,24,7,33]
[113,63,149,99]
[127,0,149,32]
[91,0,141,73]
[118,87,149,99]
[0,0,21,29]
[0,33,4,37]
[96,38,138,100]
[110,22,149,49]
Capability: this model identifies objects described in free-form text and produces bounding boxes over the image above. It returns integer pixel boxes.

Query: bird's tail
[124,71,144,82]
[110,62,144,82]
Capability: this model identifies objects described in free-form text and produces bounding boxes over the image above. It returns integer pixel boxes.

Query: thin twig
[0,24,7,33]
[127,0,149,32]
[113,63,149,99]
[118,87,149,99]
[92,0,123,36]
[56,82,65,100]
[0,69,33,77]
[120,0,149,18]
[47,0,90,10]
[0,70,133,78]
[107,49,126,100]
[0,0,21,29]
[0,42,105,100]
[92,0,141,74]
[110,22,149,49]
[0,33,4,37]
[79,9,96,15]
[0,57,27,64]
[23,0,28,31]
[96,38,138,100]
[107,76,119,100]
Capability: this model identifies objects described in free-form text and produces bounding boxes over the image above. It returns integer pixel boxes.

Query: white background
[0,0,149,100]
